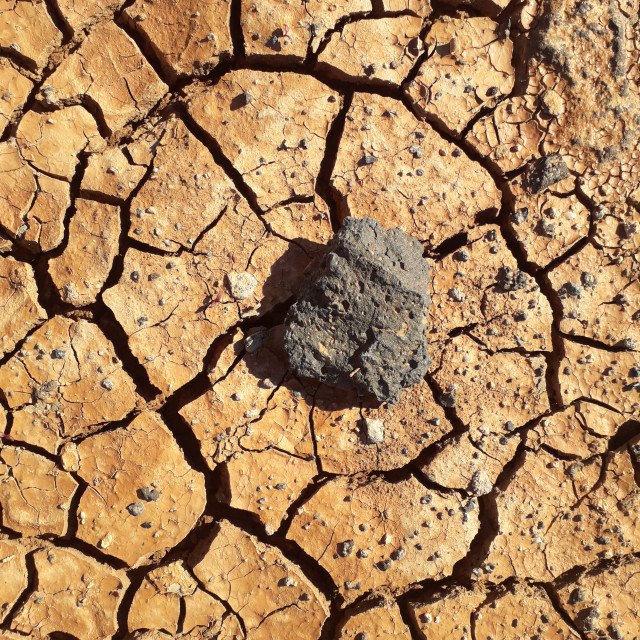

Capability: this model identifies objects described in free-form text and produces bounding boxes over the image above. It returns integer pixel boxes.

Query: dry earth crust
[0,0,639,638]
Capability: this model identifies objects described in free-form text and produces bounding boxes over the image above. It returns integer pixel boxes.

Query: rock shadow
[243,236,380,414]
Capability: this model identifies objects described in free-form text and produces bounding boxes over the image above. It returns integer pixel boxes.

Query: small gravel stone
[364,418,384,444]
[469,470,492,496]
[126,502,144,516]
[225,271,258,300]
[337,539,354,557]
[138,487,160,502]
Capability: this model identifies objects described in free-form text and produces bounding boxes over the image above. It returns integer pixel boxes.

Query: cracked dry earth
[0,0,640,638]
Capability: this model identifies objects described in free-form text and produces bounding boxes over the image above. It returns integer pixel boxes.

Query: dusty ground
[0,0,639,638]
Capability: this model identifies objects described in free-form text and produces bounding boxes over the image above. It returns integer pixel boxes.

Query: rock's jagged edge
[284,217,431,404]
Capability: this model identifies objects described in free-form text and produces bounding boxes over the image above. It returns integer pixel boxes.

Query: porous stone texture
[187,70,342,209]
[241,0,371,60]
[73,411,206,566]
[0,541,27,623]
[549,243,640,348]
[0,447,77,536]
[317,16,423,86]
[331,93,501,249]
[288,476,479,603]
[104,200,314,394]
[557,555,640,638]
[191,520,329,640]
[10,546,128,639]
[39,22,168,134]
[429,225,553,350]
[0,257,46,357]
[0,0,61,69]
[123,0,232,82]
[0,140,71,252]
[285,216,431,404]
[337,601,412,640]
[48,199,121,306]
[0,317,137,453]
[406,16,514,134]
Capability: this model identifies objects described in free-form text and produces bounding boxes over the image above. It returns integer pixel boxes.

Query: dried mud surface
[0,0,639,638]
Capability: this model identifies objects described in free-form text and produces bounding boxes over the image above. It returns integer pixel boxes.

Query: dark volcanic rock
[525,154,570,193]
[284,217,431,404]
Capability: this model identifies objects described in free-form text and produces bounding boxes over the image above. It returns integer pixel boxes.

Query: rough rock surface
[72,411,206,565]
[285,216,431,404]
[0,317,137,453]
[288,476,479,603]
[191,520,329,639]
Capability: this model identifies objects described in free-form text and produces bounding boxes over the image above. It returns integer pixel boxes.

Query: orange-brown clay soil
[0,0,639,638]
